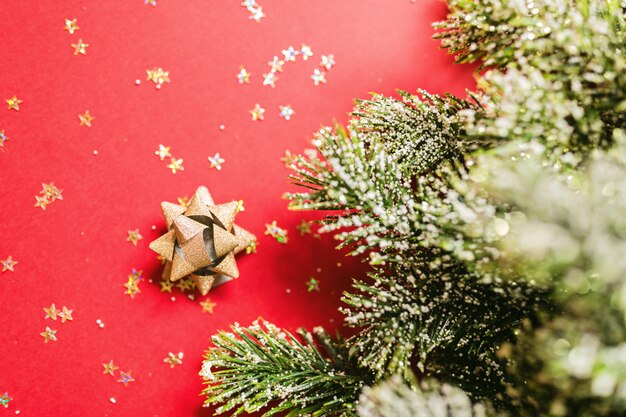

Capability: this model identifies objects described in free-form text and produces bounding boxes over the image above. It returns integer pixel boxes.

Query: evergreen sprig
[201,320,372,417]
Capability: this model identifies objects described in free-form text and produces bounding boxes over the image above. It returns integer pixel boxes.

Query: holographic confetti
[311,69,327,86]
[34,183,63,211]
[250,103,265,121]
[0,392,11,409]
[164,352,184,368]
[306,277,320,292]
[237,66,251,84]
[64,18,79,34]
[117,371,135,386]
[146,67,170,89]
[207,153,225,170]
[320,54,335,70]
[102,361,119,376]
[167,157,184,174]
[154,144,171,160]
[264,221,288,244]
[40,326,57,343]
[279,105,294,120]
[71,39,89,55]
[78,110,94,127]
[6,96,22,111]
[1,256,17,272]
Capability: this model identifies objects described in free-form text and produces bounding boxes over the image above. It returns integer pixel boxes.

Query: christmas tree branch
[201,320,373,417]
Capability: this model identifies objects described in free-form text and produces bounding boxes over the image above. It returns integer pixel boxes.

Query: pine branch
[201,320,373,417]
[358,376,502,417]
[341,261,546,402]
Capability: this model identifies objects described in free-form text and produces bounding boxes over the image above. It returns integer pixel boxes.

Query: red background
[0,1,474,415]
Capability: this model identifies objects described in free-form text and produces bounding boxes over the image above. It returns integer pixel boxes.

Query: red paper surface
[0,1,474,415]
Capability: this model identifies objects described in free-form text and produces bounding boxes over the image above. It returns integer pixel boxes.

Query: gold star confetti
[127,229,143,246]
[78,110,94,127]
[237,66,251,84]
[1,256,17,272]
[6,96,22,111]
[103,360,119,376]
[311,69,327,86]
[117,371,135,386]
[42,183,63,201]
[164,352,184,368]
[320,54,335,70]
[236,200,245,213]
[58,306,73,323]
[264,221,288,244]
[296,219,312,235]
[250,103,265,121]
[268,56,284,72]
[262,72,278,88]
[43,303,59,320]
[306,277,320,292]
[146,67,170,89]
[208,153,225,170]
[0,130,8,149]
[300,44,313,60]
[175,277,195,292]
[0,392,11,408]
[154,144,171,160]
[246,240,258,254]
[40,326,57,343]
[64,18,79,34]
[160,279,174,293]
[123,279,140,298]
[200,298,216,314]
[167,157,184,174]
[177,195,190,208]
[34,195,49,210]
[71,39,89,55]
[279,105,294,120]
[280,150,298,167]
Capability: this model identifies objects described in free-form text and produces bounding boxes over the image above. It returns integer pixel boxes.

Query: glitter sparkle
[208,153,225,170]
[1,256,17,272]
[6,96,22,111]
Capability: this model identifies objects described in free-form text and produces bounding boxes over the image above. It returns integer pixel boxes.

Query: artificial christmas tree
[201,1,626,416]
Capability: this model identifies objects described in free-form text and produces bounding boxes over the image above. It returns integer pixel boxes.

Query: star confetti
[123,269,143,299]
[44,303,59,320]
[154,144,171,160]
[146,67,170,89]
[40,326,57,343]
[103,360,119,376]
[64,18,79,34]
[164,352,184,368]
[0,392,11,409]
[262,72,278,88]
[236,200,245,213]
[248,6,265,22]
[320,54,335,70]
[300,44,313,60]
[176,277,195,292]
[1,256,17,272]
[208,153,225,170]
[34,183,63,210]
[71,39,89,55]
[282,46,298,62]
[58,306,74,323]
[264,221,288,244]
[145,0,158,6]
[167,157,184,174]
[250,103,265,121]
[279,105,294,120]
[306,277,320,292]
[296,219,312,235]
[268,56,284,72]
[280,150,298,167]
[0,130,8,149]
[78,110,94,127]
[237,66,251,84]
[6,96,22,111]
[200,298,217,314]
[246,240,258,254]
[117,371,135,386]
[311,69,327,86]
[177,195,190,208]
[160,279,174,293]
[127,229,143,246]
